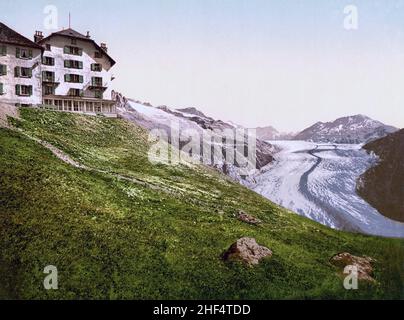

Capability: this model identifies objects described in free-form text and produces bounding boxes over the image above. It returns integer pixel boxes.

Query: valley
[250,141,404,238]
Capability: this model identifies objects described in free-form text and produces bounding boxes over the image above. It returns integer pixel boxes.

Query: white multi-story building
[0,22,43,106]
[35,28,117,117]
[0,22,118,117]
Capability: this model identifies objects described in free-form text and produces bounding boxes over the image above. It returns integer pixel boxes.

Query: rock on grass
[223,237,272,266]
[330,252,376,282]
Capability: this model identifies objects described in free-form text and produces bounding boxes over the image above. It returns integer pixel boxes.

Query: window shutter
[64,60,69,68]
[15,85,20,96]
[64,46,69,54]
[1,46,6,56]
[0,83,3,95]
[91,64,94,71]
[0,65,5,75]
[28,86,32,96]
[28,68,32,78]
[79,61,83,69]
[28,49,33,59]
[14,66,20,77]
[16,47,20,58]
[65,74,71,82]
[51,57,55,66]
[79,75,84,83]
[78,48,83,56]
[42,71,46,80]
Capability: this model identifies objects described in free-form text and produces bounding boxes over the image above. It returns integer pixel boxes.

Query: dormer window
[71,39,77,45]
[45,44,51,51]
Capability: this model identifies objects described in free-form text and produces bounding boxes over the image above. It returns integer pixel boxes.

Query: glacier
[249,141,404,238]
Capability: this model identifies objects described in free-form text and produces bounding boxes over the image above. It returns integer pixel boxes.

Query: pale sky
[2,0,404,131]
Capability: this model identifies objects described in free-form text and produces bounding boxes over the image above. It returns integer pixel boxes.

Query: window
[64,60,83,69]
[94,51,102,58]
[86,102,94,112]
[0,83,3,95]
[42,56,55,66]
[94,103,102,112]
[91,63,102,72]
[55,100,63,111]
[14,67,32,78]
[45,44,51,51]
[91,77,103,87]
[94,90,103,99]
[0,45,6,56]
[42,71,55,82]
[64,74,83,83]
[15,85,32,96]
[71,39,77,45]
[64,100,72,111]
[16,48,33,59]
[0,64,6,76]
[64,46,83,56]
[44,85,55,95]
[69,88,83,97]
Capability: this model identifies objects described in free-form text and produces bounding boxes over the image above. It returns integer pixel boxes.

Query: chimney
[34,31,44,43]
[86,31,91,39]
[100,43,108,52]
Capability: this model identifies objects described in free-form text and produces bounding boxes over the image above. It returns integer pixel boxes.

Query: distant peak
[176,107,207,118]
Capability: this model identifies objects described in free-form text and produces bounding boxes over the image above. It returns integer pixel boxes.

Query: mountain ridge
[357,129,404,223]
[294,114,398,144]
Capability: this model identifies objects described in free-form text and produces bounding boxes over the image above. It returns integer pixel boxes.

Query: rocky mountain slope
[114,94,277,182]
[357,129,404,223]
[294,115,398,144]
[1,107,403,299]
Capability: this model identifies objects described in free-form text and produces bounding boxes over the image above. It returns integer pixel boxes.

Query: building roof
[40,28,116,67]
[0,22,43,50]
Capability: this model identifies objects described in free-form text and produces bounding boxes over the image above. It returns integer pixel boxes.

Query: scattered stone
[223,237,272,265]
[237,210,262,225]
[330,252,376,282]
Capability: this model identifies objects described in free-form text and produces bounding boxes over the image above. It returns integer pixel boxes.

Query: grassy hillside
[0,108,403,299]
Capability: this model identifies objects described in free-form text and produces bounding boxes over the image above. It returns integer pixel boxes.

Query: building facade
[0,22,43,106]
[0,22,117,117]
[36,29,117,117]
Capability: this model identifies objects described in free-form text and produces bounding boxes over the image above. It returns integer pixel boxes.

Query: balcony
[43,78,59,84]
[88,80,107,91]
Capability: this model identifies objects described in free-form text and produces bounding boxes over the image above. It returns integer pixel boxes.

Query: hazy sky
[2,0,404,131]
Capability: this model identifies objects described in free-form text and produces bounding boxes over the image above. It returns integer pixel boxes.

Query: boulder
[330,252,376,282]
[237,210,262,225]
[223,237,272,265]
